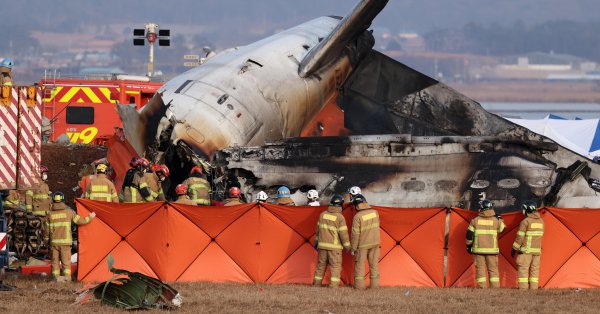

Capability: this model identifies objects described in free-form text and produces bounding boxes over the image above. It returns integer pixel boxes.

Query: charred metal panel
[217,135,559,212]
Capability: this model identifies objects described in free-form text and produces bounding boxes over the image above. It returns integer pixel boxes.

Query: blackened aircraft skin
[119,0,600,210]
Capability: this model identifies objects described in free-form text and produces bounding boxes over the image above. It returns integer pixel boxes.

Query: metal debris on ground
[75,255,182,310]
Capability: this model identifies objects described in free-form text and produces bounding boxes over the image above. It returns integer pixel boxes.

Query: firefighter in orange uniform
[44,192,95,282]
[466,200,506,288]
[173,184,196,205]
[121,157,153,203]
[313,194,350,288]
[26,165,51,217]
[224,187,244,206]
[350,194,380,289]
[512,200,544,290]
[183,166,211,205]
[85,164,118,202]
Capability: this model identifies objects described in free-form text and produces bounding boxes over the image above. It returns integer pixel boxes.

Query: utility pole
[133,23,170,77]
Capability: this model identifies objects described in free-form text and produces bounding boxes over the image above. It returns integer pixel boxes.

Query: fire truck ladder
[42,69,58,140]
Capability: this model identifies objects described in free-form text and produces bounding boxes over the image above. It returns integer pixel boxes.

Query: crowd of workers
[1,156,545,289]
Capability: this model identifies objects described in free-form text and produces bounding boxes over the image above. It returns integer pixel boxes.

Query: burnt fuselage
[217,135,558,213]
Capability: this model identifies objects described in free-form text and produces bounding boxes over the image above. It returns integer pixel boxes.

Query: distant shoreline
[449,81,600,103]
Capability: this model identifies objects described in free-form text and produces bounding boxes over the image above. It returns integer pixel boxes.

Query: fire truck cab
[40,74,163,145]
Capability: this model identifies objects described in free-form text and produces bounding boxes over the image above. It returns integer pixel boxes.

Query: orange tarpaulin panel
[126,205,212,281]
[174,203,254,238]
[216,205,306,282]
[267,243,318,284]
[545,248,600,288]
[178,242,253,283]
[77,202,600,288]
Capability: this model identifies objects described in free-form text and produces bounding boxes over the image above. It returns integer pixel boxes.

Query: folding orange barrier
[76,200,600,288]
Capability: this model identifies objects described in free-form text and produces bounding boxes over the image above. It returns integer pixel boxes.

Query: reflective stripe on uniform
[361,213,377,221]
[49,222,71,228]
[477,219,493,226]
[355,276,365,280]
[91,185,108,192]
[51,213,67,219]
[476,277,487,283]
[489,277,499,283]
[530,277,538,283]
[33,194,48,199]
[319,224,339,232]
[518,277,529,283]
[32,211,47,216]
[314,275,323,280]
[474,229,497,235]
[330,277,340,282]
[472,247,499,253]
[51,238,72,245]
[318,242,343,250]
[530,223,543,229]
[323,214,337,221]
[468,225,475,232]
[358,242,379,249]
[525,231,544,236]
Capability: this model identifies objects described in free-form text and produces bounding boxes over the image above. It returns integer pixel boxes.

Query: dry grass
[1,275,598,313]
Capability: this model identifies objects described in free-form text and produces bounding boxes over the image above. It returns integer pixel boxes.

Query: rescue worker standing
[173,184,196,205]
[224,187,244,206]
[276,186,295,206]
[121,157,153,203]
[44,192,95,282]
[85,164,118,202]
[2,190,22,210]
[307,189,320,206]
[26,165,51,217]
[466,200,506,288]
[313,194,350,288]
[256,191,269,203]
[350,194,380,289]
[512,200,544,290]
[144,161,165,201]
[183,166,211,205]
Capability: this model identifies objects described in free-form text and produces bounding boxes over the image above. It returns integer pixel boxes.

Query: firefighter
[466,199,506,288]
[144,162,165,201]
[85,164,118,202]
[313,194,350,288]
[155,164,170,201]
[307,189,320,206]
[256,191,269,203]
[2,190,22,210]
[121,157,153,203]
[350,194,380,289]
[173,184,196,205]
[512,200,544,290]
[44,192,95,282]
[183,166,211,205]
[25,165,51,217]
[224,187,244,206]
[276,186,295,206]
[0,58,13,86]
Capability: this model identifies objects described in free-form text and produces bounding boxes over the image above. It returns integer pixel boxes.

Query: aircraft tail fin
[298,0,388,78]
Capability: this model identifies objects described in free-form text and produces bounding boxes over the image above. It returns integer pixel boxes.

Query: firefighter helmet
[277,186,290,198]
[190,166,203,175]
[96,163,108,174]
[352,194,366,205]
[40,165,49,173]
[156,165,170,177]
[92,158,109,166]
[348,186,361,196]
[139,158,150,168]
[130,157,141,167]
[1,58,13,69]
[522,200,537,213]
[330,194,344,206]
[256,191,268,202]
[480,199,494,210]
[52,192,65,203]
[175,184,188,195]
[229,187,241,198]
[307,189,319,201]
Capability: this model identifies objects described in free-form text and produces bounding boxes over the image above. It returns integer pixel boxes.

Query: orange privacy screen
[76,200,600,288]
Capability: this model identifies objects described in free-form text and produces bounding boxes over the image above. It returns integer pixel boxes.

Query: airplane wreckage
[119,0,600,212]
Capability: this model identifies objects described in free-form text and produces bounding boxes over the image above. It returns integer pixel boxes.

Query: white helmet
[256,191,268,202]
[348,186,361,196]
[307,189,319,201]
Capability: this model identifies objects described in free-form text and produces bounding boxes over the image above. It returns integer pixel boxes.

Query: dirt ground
[41,143,107,207]
[1,276,598,313]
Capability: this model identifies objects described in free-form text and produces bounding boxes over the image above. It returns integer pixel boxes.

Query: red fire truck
[39,74,163,145]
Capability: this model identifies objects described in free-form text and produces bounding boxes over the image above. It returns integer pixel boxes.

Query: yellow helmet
[52,192,65,203]
[96,163,108,173]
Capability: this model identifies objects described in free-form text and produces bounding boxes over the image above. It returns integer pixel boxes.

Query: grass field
[1,275,598,313]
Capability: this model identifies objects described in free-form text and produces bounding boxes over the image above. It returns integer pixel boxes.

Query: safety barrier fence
[76,199,600,288]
